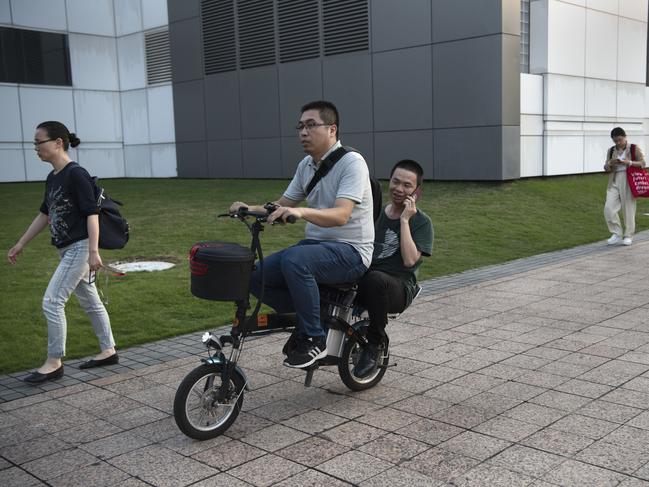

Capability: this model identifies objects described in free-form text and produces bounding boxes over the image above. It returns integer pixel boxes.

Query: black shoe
[79,353,119,369]
[284,337,327,368]
[24,365,64,384]
[282,330,301,356]
[354,343,379,378]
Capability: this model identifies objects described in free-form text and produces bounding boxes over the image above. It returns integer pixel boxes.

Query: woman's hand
[88,250,102,272]
[7,243,24,264]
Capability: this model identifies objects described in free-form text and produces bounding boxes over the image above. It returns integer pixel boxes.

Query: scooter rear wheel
[174,364,245,440]
[338,322,388,391]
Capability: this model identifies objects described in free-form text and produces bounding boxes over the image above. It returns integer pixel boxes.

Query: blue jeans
[250,240,367,339]
[43,239,115,358]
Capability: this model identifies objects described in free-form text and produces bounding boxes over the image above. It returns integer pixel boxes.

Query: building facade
[1,0,648,182]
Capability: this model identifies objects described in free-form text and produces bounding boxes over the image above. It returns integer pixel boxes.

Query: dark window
[0,27,72,86]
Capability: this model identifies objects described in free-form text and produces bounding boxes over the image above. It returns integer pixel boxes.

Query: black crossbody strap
[305,146,349,195]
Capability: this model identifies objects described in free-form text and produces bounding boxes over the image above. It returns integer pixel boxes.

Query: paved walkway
[3,233,649,486]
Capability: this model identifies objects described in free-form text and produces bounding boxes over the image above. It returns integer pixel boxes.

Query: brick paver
[2,232,649,485]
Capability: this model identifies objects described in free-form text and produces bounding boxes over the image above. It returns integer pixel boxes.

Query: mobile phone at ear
[410,186,422,201]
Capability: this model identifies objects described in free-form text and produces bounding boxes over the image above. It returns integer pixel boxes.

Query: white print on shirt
[47,185,73,243]
[375,227,399,260]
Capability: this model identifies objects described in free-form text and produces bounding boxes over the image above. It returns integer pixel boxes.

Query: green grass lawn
[2,175,648,374]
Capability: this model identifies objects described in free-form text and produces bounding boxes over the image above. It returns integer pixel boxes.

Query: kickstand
[304,364,318,387]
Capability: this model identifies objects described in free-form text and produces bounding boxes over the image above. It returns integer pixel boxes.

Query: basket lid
[190,241,253,263]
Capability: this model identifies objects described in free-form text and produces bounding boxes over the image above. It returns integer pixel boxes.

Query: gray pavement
[3,232,649,486]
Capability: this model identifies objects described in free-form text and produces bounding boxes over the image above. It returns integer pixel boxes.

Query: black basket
[190,241,254,301]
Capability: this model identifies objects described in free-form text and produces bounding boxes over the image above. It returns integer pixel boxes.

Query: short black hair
[301,100,339,138]
[611,127,626,138]
[390,159,424,186]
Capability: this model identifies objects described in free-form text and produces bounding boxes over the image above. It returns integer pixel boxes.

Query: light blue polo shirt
[283,141,375,267]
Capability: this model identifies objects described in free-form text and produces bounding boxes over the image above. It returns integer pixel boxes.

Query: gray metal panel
[278,60,323,137]
[432,0,504,43]
[501,34,521,127]
[502,0,521,36]
[433,36,502,128]
[207,140,243,178]
[341,132,374,175]
[173,80,206,142]
[169,17,203,83]
[242,137,282,179]
[205,71,241,140]
[323,54,373,134]
[374,130,434,180]
[167,0,199,22]
[371,0,432,52]
[240,67,281,139]
[373,46,433,131]
[501,125,520,180]
[434,126,503,180]
[280,136,305,179]
[176,141,208,178]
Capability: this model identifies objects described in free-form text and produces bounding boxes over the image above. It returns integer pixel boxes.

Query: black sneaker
[282,329,303,356]
[353,343,379,378]
[284,336,327,368]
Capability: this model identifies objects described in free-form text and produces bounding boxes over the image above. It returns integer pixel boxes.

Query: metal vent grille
[238,0,276,69]
[520,0,530,73]
[145,28,172,84]
[278,0,319,63]
[322,0,368,56]
[201,0,237,74]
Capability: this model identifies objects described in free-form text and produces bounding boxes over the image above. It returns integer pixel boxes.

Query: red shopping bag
[627,165,649,198]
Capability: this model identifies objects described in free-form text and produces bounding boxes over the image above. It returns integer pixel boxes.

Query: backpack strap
[608,146,614,160]
[631,144,636,161]
[305,146,349,195]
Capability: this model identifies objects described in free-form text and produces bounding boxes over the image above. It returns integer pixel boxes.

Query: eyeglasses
[295,122,330,132]
[33,138,56,146]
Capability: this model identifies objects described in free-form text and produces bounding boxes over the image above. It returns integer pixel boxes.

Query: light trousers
[43,239,115,358]
[604,171,636,238]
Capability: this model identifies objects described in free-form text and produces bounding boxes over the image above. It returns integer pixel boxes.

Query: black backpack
[66,164,130,250]
[306,146,382,222]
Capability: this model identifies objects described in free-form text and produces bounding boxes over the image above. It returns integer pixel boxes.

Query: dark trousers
[355,270,407,345]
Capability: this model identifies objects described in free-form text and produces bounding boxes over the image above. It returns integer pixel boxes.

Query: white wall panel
[147,85,175,143]
[585,78,617,117]
[563,0,586,6]
[69,34,119,90]
[520,73,544,114]
[521,115,543,136]
[520,136,543,177]
[150,143,176,177]
[0,150,26,181]
[19,87,74,141]
[24,147,55,181]
[584,135,612,172]
[10,0,67,30]
[74,90,122,142]
[115,0,143,35]
[585,9,618,80]
[547,1,586,76]
[619,0,648,20]
[121,89,149,144]
[544,74,585,117]
[142,0,168,29]
[124,144,152,177]
[617,82,646,118]
[0,86,23,142]
[77,147,125,178]
[545,135,584,175]
[0,0,11,22]
[618,18,647,83]
[645,86,649,117]
[117,33,146,90]
[587,0,619,14]
[66,0,115,36]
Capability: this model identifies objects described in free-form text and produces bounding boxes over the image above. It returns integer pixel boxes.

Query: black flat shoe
[24,366,64,384]
[79,353,119,369]
[353,344,379,378]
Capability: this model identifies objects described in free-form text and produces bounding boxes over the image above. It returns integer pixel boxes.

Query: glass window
[0,27,72,86]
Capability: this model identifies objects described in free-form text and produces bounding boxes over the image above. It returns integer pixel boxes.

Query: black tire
[173,364,245,440]
[338,321,389,391]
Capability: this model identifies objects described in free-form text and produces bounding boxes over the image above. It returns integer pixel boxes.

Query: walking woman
[7,121,118,383]
[604,127,646,246]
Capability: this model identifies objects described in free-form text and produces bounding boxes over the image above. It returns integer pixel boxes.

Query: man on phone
[353,159,433,378]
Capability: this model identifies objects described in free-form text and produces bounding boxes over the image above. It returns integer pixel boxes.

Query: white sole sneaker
[283,347,328,368]
[607,235,622,245]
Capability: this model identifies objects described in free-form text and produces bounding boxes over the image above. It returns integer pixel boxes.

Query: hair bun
[69,133,81,148]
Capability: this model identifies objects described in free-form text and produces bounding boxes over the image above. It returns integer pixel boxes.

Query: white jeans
[604,171,636,238]
[42,239,115,358]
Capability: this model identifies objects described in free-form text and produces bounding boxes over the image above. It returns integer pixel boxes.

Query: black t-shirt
[39,162,98,248]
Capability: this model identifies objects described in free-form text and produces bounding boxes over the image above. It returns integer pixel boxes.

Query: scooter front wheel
[173,364,245,440]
